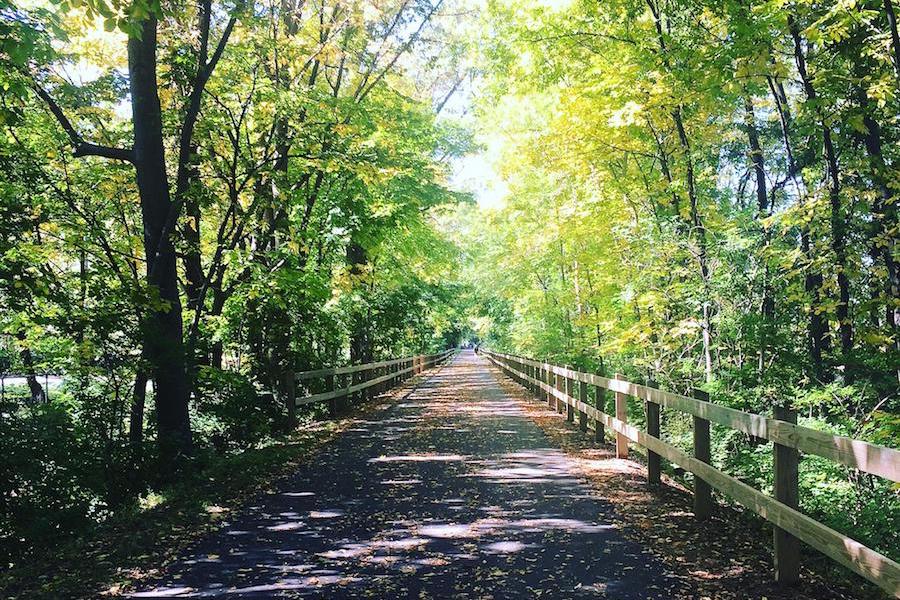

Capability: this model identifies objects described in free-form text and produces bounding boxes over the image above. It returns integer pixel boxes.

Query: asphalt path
[130,350,687,599]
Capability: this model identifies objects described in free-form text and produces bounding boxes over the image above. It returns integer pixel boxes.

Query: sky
[439,57,510,211]
[442,0,578,212]
[450,145,509,210]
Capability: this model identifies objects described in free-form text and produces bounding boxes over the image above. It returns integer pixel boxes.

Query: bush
[193,367,281,449]
[0,401,148,566]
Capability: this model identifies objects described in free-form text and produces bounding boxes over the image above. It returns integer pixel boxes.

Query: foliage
[0,400,149,565]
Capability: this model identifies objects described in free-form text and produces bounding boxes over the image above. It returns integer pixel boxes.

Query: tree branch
[32,82,134,163]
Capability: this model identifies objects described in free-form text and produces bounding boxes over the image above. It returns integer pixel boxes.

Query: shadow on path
[130,351,689,598]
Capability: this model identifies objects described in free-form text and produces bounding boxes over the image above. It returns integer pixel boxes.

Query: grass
[0,420,345,599]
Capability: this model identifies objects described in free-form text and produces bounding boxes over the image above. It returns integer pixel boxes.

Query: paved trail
[132,351,687,599]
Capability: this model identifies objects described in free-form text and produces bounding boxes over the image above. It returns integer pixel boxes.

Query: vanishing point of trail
[131,351,686,598]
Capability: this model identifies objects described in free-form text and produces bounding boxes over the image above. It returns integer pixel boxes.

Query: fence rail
[483,349,900,597]
[294,350,456,414]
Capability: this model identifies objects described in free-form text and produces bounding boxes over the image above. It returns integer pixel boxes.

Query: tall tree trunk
[854,89,900,380]
[182,144,204,313]
[16,333,45,405]
[789,16,853,379]
[672,107,713,383]
[743,97,775,375]
[647,0,714,382]
[129,17,192,457]
[347,240,373,364]
[767,71,831,382]
[129,367,148,444]
[177,0,240,398]
[885,0,900,82]
[179,0,238,315]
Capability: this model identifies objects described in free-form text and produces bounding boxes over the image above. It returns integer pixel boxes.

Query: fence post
[645,378,660,486]
[552,367,559,410]
[541,362,548,405]
[774,405,800,585]
[614,373,628,459]
[326,372,336,418]
[341,372,350,411]
[692,388,713,520]
[547,363,554,408]
[555,369,565,415]
[594,378,605,443]
[544,360,556,410]
[578,379,588,432]
[286,371,297,427]
[565,367,575,423]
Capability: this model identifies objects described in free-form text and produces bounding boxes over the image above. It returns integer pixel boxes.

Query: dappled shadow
[129,351,688,599]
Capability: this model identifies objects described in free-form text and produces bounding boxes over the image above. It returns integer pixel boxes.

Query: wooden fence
[482,349,900,597]
[293,350,456,415]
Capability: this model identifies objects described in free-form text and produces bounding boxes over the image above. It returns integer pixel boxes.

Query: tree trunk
[347,240,373,365]
[647,0,714,382]
[17,335,45,405]
[789,15,853,379]
[743,97,775,376]
[672,107,713,383]
[767,71,831,382]
[182,148,205,313]
[855,89,900,380]
[129,17,192,458]
[885,0,900,82]
[129,367,148,444]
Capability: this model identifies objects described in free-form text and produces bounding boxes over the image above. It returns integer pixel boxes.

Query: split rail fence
[293,349,456,416]
[483,349,900,597]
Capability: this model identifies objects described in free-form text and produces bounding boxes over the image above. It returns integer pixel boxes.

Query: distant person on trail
[474,345,479,355]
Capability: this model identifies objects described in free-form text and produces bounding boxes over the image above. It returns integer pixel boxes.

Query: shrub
[193,367,280,449]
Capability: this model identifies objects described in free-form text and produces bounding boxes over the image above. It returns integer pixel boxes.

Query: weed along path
[131,350,687,599]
